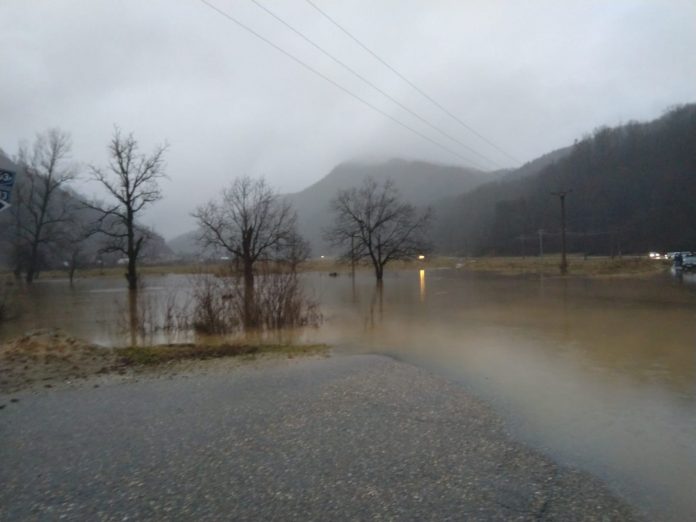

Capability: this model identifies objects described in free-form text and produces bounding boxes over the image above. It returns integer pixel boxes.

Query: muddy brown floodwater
[2,269,696,520]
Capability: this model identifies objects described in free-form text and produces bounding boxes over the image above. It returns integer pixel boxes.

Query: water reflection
[2,270,696,519]
[127,290,138,347]
[419,269,426,302]
[314,270,696,520]
[365,284,383,330]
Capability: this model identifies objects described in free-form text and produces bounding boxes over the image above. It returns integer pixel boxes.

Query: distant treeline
[433,104,696,255]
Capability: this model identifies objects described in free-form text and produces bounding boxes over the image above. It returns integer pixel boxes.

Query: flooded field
[2,269,696,519]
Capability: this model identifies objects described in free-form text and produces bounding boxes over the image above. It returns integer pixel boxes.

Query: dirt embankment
[0,330,118,393]
[0,330,327,394]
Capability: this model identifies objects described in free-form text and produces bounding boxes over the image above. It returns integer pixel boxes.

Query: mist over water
[3,269,696,519]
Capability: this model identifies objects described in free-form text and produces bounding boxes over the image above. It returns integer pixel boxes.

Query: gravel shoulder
[0,353,642,521]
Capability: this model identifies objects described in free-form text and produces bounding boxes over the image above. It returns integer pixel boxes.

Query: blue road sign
[0,168,15,186]
[0,168,16,212]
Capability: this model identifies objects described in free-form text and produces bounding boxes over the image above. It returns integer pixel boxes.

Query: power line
[248,0,501,169]
[197,0,487,169]
[304,0,520,165]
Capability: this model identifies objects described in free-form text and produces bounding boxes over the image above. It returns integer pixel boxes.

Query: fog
[1,0,694,238]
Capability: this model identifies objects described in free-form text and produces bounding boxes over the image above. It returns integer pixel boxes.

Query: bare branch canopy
[87,127,168,290]
[193,175,305,326]
[12,128,78,283]
[325,177,431,281]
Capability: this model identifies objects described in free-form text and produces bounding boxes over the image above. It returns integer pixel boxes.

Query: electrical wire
[197,0,487,169]
[248,0,502,168]
[304,0,520,165]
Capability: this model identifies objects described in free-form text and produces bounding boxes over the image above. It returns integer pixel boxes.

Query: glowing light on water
[419,269,426,302]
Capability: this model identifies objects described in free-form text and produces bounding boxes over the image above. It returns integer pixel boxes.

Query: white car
[683,253,696,270]
[673,252,696,270]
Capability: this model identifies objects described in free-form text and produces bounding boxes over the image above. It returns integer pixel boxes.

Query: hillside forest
[1,103,694,275]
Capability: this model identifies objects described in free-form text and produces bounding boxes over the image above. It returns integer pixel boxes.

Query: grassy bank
[0,330,328,393]
[4,254,668,282]
[307,254,668,277]
[116,342,327,366]
[449,254,669,277]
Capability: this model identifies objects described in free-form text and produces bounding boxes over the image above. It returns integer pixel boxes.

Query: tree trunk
[242,258,256,328]
[26,266,35,283]
[128,289,139,346]
[26,187,50,284]
[126,212,138,290]
[25,243,39,283]
[126,258,138,290]
[374,264,383,281]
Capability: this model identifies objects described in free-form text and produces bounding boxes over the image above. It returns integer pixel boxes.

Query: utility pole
[551,190,572,275]
[537,229,544,257]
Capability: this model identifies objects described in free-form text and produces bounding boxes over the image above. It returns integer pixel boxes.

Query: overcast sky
[2,0,694,239]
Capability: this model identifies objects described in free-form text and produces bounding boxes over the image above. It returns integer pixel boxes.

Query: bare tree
[325,177,431,282]
[53,214,91,285]
[13,129,77,283]
[283,230,311,272]
[193,176,300,327]
[88,128,167,290]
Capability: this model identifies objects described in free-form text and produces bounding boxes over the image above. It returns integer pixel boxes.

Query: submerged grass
[4,254,668,282]
[450,255,668,277]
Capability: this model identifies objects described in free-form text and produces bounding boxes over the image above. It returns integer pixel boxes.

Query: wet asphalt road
[0,354,640,521]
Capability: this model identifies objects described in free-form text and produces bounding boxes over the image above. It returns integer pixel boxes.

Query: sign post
[0,168,17,212]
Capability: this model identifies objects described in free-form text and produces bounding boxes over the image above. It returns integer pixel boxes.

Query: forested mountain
[34,103,694,263]
[166,228,226,259]
[285,159,497,254]
[432,104,696,255]
[166,230,200,258]
[168,158,501,257]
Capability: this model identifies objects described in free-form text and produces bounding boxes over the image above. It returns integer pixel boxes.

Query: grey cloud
[1,0,694,238]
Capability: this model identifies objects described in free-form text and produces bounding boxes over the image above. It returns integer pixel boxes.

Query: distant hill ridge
[168,158,505,257]
[432,104,696,255]
[169,104,696,258]
[166,155,573,257]
[285,158,500,254]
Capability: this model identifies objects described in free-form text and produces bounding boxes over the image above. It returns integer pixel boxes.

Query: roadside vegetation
[117,342,326,366]
[0,329,327,393]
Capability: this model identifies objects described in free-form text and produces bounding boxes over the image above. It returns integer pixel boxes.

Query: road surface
[0,354,640,521]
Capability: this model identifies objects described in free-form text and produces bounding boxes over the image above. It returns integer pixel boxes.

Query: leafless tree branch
[88,127,168,289]
[11,128,78,282]
[324,176,431,281]
[193,176,304,327]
